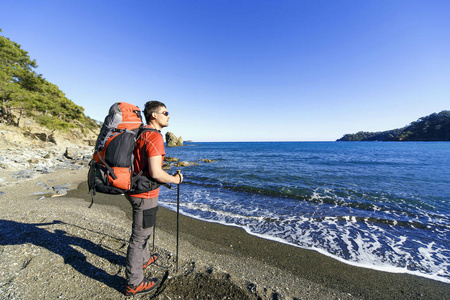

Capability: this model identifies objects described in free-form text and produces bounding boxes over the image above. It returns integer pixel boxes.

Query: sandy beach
[1,168,448,299]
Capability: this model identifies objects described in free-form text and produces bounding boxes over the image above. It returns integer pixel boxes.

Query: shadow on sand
[0,219,126,293]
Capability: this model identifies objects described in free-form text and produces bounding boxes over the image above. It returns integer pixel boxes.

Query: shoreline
[1,168,449,299]
[71,175,449,299]
[170,213,449,285]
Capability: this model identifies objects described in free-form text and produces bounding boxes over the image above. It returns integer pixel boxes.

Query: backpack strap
[95,150,117,180]
[137,127,162,139]
[134,127,171,190]
[87,155,117,209]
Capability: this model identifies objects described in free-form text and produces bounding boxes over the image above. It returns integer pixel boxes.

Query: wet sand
[1,168,448,299]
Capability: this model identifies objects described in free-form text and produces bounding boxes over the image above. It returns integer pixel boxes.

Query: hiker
[124,100,183,296]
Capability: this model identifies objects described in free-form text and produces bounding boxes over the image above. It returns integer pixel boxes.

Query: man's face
[153,106,170,128]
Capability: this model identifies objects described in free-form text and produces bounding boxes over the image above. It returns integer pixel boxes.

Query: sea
[159,142,450,283]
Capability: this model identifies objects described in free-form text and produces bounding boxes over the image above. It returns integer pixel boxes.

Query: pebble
[53,185,70,195]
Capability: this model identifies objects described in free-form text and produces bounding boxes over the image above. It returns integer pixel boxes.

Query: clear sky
[1,0,449,141]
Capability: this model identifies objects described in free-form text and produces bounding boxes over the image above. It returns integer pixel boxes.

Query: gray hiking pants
[125,195,159,286]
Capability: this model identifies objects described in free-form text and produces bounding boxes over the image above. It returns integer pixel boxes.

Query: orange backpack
[87,102,163,207]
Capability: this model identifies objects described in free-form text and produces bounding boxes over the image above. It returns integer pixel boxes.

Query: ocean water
[159,142,450,283]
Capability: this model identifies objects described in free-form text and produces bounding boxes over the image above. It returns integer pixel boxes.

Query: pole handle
[176,170,181,184]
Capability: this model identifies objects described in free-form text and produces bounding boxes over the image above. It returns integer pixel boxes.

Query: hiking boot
[124,277,160,296]
[143,253,158,270]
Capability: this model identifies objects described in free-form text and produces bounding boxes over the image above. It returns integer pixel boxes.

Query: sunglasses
[153,111,169,116]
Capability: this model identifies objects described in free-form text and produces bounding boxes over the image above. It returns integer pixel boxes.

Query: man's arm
[148,155,183,184]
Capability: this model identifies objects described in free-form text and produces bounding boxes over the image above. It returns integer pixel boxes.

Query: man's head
[144,100,170,129]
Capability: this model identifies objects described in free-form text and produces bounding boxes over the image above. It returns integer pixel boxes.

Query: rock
[36,182,49,189]
[13,169,34,178]
[64,147,80,159]
[165,132,183,147]
[200,159,215,163]
[52,184,70,195]
[28,158,39,164]
[165,132,178,147]
[85,139,96,146]
[25,132,57,144]
[164,156,179,162]
[175,161,199,167]
[34,166,52,174]
[175,161,190,167]
[47,133,57,144]
[162,157,215,169]
[29,132,46,142]
[177,136,184,146]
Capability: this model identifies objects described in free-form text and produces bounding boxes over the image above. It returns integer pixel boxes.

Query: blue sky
[2,0,449,141]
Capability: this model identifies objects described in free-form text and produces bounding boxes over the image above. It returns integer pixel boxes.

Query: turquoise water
[160,142,450,283]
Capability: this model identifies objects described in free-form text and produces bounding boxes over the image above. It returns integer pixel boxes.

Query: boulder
[29,132,57,144]
[165,132,183,147]
[176,136,183,146]
[64,147,80,159]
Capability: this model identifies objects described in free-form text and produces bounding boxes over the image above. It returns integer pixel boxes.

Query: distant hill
[0,29,99,135]
[337,111,450,141]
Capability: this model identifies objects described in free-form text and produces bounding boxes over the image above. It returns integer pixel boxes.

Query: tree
[0,29,97,131]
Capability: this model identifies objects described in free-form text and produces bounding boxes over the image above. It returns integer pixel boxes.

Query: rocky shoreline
[0,138,354,299]
[0,140,286,299]
[0,169,308,299]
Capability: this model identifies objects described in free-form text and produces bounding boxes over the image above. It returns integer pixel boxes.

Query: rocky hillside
[0,114,97,148]
[1,29,100,147]
[337,110,450,141]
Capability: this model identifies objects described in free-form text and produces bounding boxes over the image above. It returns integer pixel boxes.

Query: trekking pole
[152,222,156,252]
[176,170,181,270]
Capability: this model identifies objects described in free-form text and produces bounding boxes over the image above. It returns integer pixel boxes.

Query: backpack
[87,102,166,207]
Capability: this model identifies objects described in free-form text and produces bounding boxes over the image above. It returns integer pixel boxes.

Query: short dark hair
[144,100,166,124]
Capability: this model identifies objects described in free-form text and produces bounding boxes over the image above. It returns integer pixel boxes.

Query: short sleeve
[145,131,165,158]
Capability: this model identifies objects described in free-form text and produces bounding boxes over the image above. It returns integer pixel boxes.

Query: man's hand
[175,170,183,184]
[149,155,183,184]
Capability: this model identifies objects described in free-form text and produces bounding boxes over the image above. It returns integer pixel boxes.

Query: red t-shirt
[129,126,165,198]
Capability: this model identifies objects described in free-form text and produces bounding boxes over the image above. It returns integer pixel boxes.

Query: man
[124,100,183,296]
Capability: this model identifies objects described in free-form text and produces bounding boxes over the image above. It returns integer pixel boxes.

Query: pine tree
[0,29,97,131]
